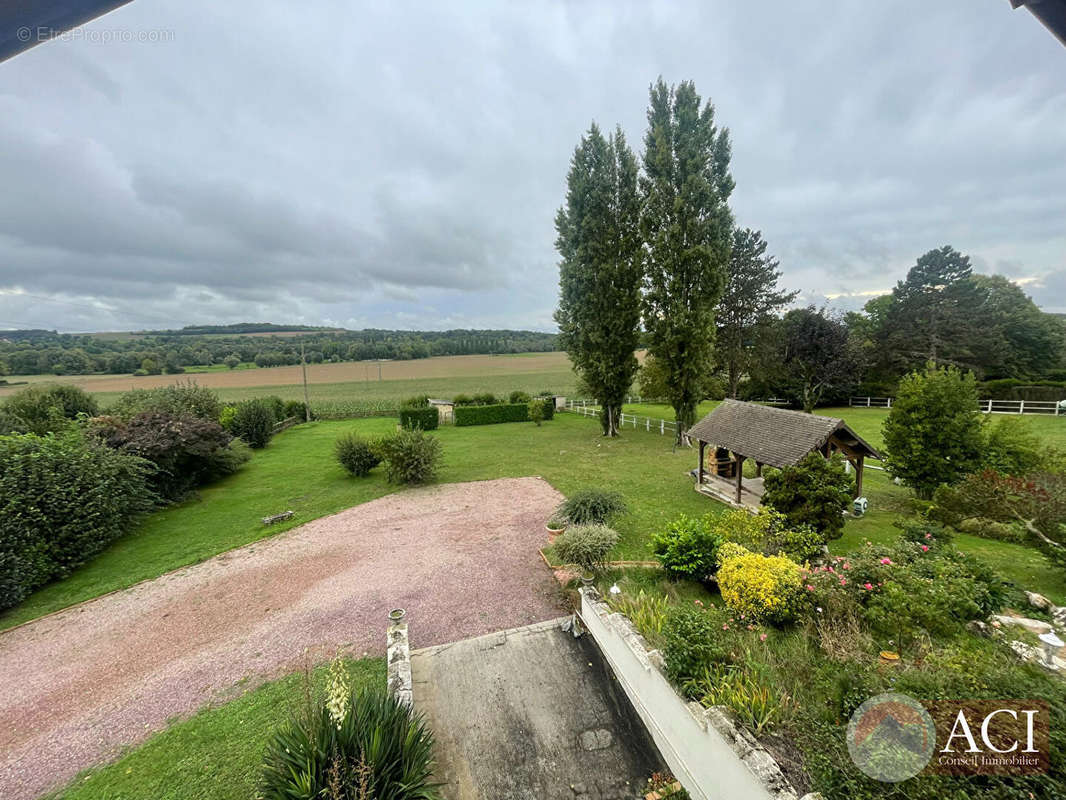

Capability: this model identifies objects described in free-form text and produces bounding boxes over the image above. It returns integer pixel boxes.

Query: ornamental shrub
[335,433,382,477]
[984,416,1045,476]
[553,524,618,572]
[260,681,439,800]
[398,406,439,431]
[714,507,824,563]
[717,552,803,624]
[403,394,430,408]
[109,382,221,422]
[651,513,723,581]
[2,384,99,434]
[229,399,276,448]
[282,399,312,421]
[0,432,155,610]
[761,452,853,541]
[527,398,545,426]
[554,488,628,526]
[882,363,985,499]
[379,428,442,485]
[509,390,531,404]
[89,412,250,501]
[661,605,732,684]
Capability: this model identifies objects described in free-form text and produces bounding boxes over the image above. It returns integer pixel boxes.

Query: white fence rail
[850,396,1066,416]
[565,400,679,436]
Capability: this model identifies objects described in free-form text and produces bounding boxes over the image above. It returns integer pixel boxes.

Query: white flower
[816,607,823,613]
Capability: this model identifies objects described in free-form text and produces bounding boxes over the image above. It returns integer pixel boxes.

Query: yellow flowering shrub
[717,552,802,624]
[716,541,750,566]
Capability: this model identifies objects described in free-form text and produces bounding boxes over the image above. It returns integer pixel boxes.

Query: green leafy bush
[89,412,250,501]
[509,390,531,404]
[552,524,618,572]
[261,395,286,423]
[109,382,221,422]
[761,452,853,541]
[717,551,803,624]
[335,433,382,477]
[282,399,311,421]
[661,604,731,684]
[984,416,1045,476]
[453,403,530,426]
[527,398,545,426]
[2,384,99,434]
[260,677,439,800]
[229,399,276,448]
[403,394,430,408]
[0,432,155,610]
[379,428,442,485]
[651,514,723,580]
[398,406,439,431]
[554,488,628,526]
[883,363,985,499]
[714,507,824,563]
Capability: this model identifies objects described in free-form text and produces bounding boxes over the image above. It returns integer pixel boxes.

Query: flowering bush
[651,513,723,580]
[714,507,824,563]
[717,552,803,624]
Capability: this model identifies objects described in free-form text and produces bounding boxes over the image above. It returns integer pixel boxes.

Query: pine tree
[717,228,797,397]
[554,123,643,436]
[640,78,735,441]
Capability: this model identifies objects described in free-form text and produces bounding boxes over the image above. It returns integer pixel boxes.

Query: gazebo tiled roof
[687,399,880,469]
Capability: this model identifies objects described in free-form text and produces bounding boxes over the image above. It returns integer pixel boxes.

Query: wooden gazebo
[687,400,881,505]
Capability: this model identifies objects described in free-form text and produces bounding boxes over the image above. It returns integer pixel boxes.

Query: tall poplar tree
[640,78,735,441]
[716,228,797,398]
[554,123,643,436]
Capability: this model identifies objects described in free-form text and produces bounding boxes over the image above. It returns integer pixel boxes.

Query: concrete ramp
[411,619,664,800]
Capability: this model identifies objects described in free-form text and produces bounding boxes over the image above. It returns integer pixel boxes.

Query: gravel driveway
[0,477,564,800]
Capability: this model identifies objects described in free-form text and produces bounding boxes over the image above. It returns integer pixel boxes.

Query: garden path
[0,477,564,800]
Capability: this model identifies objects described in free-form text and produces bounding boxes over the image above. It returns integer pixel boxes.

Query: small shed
[687,400,881,506]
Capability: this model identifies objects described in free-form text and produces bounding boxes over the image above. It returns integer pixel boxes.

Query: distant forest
[0,326,559,376]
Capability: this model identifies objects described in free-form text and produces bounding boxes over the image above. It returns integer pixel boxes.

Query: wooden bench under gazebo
[687,400,881,509]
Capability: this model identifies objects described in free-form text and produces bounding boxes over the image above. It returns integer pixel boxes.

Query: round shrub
[229,399,275,448]
[282,399,312,421]
[509,390,531,404]
[761,452,853,541]
[260,684,439,800]
[527,398,545,426]
[555,489,628,526]
[3,384,99,434]
[717,552,803,624]
[89,412,250,501]
[335,433,382,477]
[0,432,155,610]
[379,428,442,485]
[109,382,221,422]
[716,541,750,565]
[552,523,619,573]
[651,513,722,581]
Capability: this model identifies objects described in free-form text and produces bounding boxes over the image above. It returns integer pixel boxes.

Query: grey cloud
[0,0,1063,332]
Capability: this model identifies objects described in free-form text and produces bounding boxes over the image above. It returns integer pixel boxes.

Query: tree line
[0,328,560,377]
[556,79,1065,432]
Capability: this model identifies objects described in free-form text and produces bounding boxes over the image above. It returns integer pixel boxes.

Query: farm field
[0,351,579,405]
[6,406,1066,631]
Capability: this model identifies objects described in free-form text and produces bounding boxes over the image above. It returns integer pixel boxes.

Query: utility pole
[378,360,382,381]
[300,341,311,422]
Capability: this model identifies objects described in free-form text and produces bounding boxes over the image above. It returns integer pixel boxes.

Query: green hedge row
[454,399,553,427]
[399,406,439,430]
[978,379,1066,402]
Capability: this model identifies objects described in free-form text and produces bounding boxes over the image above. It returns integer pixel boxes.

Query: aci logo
[847,693,937,782]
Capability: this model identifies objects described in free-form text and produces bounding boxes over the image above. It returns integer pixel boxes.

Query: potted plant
[545,513,567,536]
[552,523,619,587]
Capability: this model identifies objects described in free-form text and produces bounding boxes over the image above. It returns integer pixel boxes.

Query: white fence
[850,396,1066,415]
[565,400,679,436]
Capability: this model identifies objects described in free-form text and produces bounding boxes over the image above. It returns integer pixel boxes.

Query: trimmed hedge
[538,397,555,421]
[398,406,439,430]
[454,402,531,426]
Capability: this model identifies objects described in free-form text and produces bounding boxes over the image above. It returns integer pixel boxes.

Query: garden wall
[579,588,812,800]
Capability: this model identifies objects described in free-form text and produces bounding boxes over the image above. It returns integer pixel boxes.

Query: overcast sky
[1,1,1063,333]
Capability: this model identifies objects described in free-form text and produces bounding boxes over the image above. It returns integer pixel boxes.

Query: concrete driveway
[0,477,565,800]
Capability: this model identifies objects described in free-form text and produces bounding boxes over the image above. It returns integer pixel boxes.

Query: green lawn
[50,658,384,800]
[7,406,1066,629]
[1,414,712,628]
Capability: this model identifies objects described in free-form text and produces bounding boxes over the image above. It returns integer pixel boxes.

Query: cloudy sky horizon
[1,1,1064,334]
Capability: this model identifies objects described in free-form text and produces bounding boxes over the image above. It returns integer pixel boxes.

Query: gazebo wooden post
[697,440,706,486]
[756,462,763,478]
[854,454,864,498]
[733,452,745,504]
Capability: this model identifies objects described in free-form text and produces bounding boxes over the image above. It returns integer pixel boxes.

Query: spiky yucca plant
[260,685,440,800]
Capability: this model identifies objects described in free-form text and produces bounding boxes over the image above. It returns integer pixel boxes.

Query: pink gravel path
[0,477,565,800]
